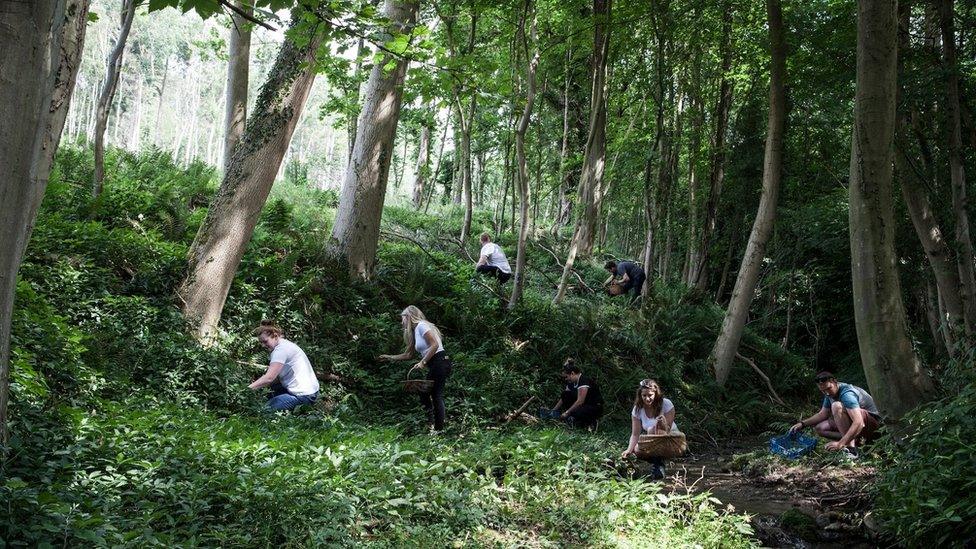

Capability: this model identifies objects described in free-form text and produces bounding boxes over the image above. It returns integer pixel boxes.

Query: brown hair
[252,320,282,338]
[633,379,664,417]
[480,232,491,243]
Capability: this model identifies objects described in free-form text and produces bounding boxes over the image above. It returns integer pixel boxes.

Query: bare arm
[249,362,284,390]
[622,415,642,457]
[477,253,488,267]
[379,350,414,361]
[416,331,441,368]
[831,408,865,449]
[654,408,676,434]
[560,387,588,418]
[791,407,829,433]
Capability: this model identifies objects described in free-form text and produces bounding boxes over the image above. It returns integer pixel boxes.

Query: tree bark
[692,0,735,290]
[554,0,611,303]
[179,11,326,339]
[92,0,135,198]
[0,0,90,447]
[328,0,418,278]
[223,0,251,173]
[848,0,935,418]
[412,116,430,208]
[508,4,538,311]
[552,42,573,237]
[709,0,787,387]
[939,0,976,339]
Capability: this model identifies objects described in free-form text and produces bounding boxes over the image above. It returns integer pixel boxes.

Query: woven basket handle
[406,365,423,381]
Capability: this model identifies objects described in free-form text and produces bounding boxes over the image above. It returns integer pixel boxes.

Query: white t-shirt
[269,338,319,396]
[480,242,512,274]
[414,321,444,356]
[632,398,678,433]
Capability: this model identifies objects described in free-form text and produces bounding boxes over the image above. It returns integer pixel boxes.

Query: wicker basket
[608,283,625,296]
[635,432,687,459]
[402,367,434,394]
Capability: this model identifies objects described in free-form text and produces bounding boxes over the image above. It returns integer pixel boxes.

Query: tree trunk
[328,0,418,278]
[554,0,611,303]
[0,0,90,447]
[127,71,143,150]
[459,93,476,243]
[347,37,366,161]
[552,42,573,237]
[574,0,611,256]
[508,7,539,311]
[223,0,251,174]
[939,0,976,339]
[412,118,430,208]
[92,0,135,198]
[692,0,734,290]
[179,11,326,339]
[153,55,169,147]
[709,0,787,387]
[848,0,935,418]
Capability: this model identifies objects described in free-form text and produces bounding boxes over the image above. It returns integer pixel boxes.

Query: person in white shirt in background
[621,379,677,479]
[476,233,512,283]
[378,305,454,431]
[249,321,320,411]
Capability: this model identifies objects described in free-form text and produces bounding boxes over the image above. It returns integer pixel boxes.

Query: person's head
[252,320,283,350]
[480,233,491,244]
[561,358,582,382]
[633,379,665,416]
[604,260,617,274]
[400,305,442,351]
[814,371,839,397]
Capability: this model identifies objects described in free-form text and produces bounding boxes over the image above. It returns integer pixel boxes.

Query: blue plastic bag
[769,431,817,459]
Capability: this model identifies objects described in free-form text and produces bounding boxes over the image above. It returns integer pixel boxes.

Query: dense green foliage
[2,148,803,546]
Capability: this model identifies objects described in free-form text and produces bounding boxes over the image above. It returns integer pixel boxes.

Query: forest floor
[623,440,878,548]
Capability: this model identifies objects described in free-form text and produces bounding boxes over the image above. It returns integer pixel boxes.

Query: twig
[503,395,537,425]
[735,353,787,407]
[531,240,594,294]
[380,229,443,264]
[217,0,276,31]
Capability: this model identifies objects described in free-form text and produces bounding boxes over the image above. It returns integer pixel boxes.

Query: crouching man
[790,371,881,459]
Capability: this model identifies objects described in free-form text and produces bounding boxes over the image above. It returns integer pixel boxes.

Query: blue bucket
[769,431,817,459]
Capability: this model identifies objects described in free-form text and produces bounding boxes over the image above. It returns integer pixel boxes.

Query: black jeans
[420,351,453,431]
[622,271,646,297]
[558,392,603,428]
[477,264,512,283]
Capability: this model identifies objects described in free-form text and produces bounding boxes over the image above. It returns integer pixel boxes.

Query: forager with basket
[620,379,687,480]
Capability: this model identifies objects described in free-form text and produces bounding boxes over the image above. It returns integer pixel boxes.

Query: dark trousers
[420,351,453,431]
[558,392,603,428]
[622,271,646,297]
[477,264,512,283]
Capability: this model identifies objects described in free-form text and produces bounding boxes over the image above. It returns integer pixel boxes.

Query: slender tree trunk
[939,0,976,339]
[92,0,135,198]
[509,6,539,310]
[459,93,476,243]
[554,0,611,303]
[552,42,573,237]
[693,0,734,289]
[179,11,326,338]
[153,56,169,147]
[848,0,935,418]
[329,0,418,278]
[709,0,787,386]
[127,72,143,150]
[412,117,430,208]
[223,0,251,173]
[347,37,366,161]
[0,0,90,448]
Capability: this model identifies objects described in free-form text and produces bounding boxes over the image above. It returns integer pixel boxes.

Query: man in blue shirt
[790,371,881,459]
[604,260,646,298]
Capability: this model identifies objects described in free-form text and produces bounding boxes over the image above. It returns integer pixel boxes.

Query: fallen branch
[735,353,787,407]
[503,395,537,425]
[531,240,594,294]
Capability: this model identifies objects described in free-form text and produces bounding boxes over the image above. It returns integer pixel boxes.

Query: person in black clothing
[605,260,646,298]
[547,359,604,428]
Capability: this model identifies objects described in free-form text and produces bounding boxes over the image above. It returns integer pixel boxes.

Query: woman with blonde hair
[621,379,677,479]
[379,305,453,431]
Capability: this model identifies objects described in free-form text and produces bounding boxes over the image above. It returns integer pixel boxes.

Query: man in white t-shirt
[476,233,512,283]
[248,321,319,411]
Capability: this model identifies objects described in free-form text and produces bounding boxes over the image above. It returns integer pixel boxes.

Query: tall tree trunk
[509,6,539,310]
[939,0,976,339]
[178,12,326,339]
[347,37,366,161]
[552,42,573,237]
[709,0,787,386]
[692,0,734,290]
[412,117,430,208]
[554,0,611,303]
[153,55,169,147]
[127,71,143,150]
[458,93,476,243]
[0,0,90,448]
[848,0,935,418]
[223,0,252,173]
[92,0,135,198]
[329,0,418,278]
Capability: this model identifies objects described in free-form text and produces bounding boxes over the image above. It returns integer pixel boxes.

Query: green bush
[873,384,976,545]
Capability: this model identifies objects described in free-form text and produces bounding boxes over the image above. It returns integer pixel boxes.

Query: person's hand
[621,449,634,459]
[790,422,804,434]
[412,361,426,370]
[825,441,844,451]
[378,354,394,362]
[560,412,568,419]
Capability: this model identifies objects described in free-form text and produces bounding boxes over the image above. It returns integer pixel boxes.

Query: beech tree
[848,0,934,418]
[223,0,252,172]
[179,11,328,338]
[92,0,137,197]
[0,0,90,445]
[329,0,419,278]
[709,0,787,387]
